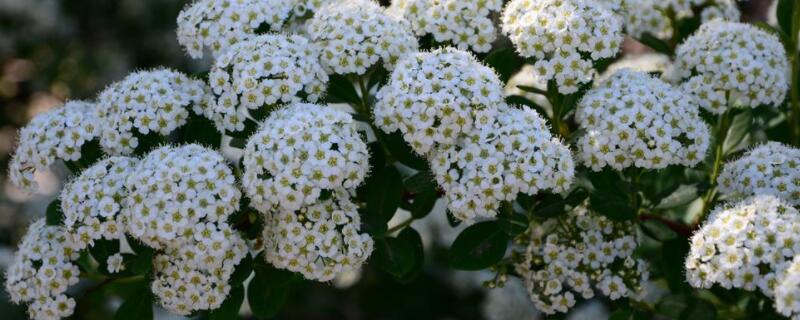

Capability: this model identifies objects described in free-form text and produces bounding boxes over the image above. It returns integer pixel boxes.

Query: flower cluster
[97,68,206,155]
[667,21,789,114]
[685,195,800,295]
[388,0,503,53]
[429,105,575,222]
[262,192,374,281]
[307,0,418,75]
[4,219,81,320]
[776,256,800,319]
[717,142,800,207]
[501,0,623,94]
[60,156,139,250]
[242,103,369,212]
[624,0,740,39]
[374,47,503,155]
[9,101,100,192]
[576,69,710,171]
[516,205,649,314]
[203,34,328,133]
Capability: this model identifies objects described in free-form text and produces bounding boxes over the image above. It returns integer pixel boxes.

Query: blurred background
[0,0,778,319]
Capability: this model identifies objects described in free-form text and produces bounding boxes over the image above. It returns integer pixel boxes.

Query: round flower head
[667,21,789,114]
[775,256,800,319]
[4,219,81,320]
[374,47,503,155]
[151,225,247,315]
[717,142,800,207]
[307,0,419,75]
[97,68,206,155]
[242,103,369,212]
[122,144,241,250]
[624,0,740,39]
[685,195,800,296]
[388,0,503,53]
[202,34,328,133]
[501,0,623,94]
[515,204,649,315]
[262,192,374,281]
[9,100,100,192]
[60,156,138,251]
[429,105,575,222]
[576,69,710,171]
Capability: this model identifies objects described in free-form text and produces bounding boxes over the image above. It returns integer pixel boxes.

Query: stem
[697,110,733,225]
[357,76,371,118]
[387,216,414,234]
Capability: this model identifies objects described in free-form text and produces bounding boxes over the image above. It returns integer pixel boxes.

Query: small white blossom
[624,0,740,39]
[718,142,800,207]
[776,256,800,319]
[97,68,206,155]
[666,21,789,114]
[576,69,710,171]
[501,0,624,94]
[106,253,125,274]
[242,103,369,212]
[9,101,100,192]
[307,0,419,75]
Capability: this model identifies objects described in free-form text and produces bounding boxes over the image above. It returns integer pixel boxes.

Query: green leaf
[90,239,121,275]
[640,220,678,241]
[655,185,699,209]
[229,254,254,287]
[248,261,294,318]
[609,309,634,320]
[529,189,589,219]
[114,281,153,320]
[505,95,549,118]
[229,138,247,149]
[590,194,637,221]
[446,210,461,227]
[128,245,154,274]
[777,0,796,37]
[46,199,64,226]
[681,299,716,320]
[396,228,424,283]
[210,285,244,320]
[402,171,435,194]
[179,112,222,147]
[408,186,438,219]
[723,109,753,156]
[497,210,529,237]
[482,47,525,83]
[379,131,430,170]
[662,237,691,293]
[637,33,673,55]
[365,166,403,221]
[326,74,361,106]
[449,221,508,270]
[372,236,415,278]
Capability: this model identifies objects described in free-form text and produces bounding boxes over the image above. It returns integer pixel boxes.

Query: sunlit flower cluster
[667,21,789,114]
[4,220,81,320]
[262,192,374,281]
[203,34,328,133]
[501,0,623,94]
[9,100,100,192]
[776,256,800,319]
[307,0,418,75]
[242,103,369,212]
[516,204,649,314]
[60,156,139,250]
[388,0,503,53]
[374,47,503,155]
[718,142,800,207]
[624,0,740,39]
[97,68,206,155]
[429,105,575,222]
[576,69,710,171]
[686,195,800,295]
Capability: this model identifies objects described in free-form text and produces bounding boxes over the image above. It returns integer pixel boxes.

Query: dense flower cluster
[203,34,328,132]
[4,220,81,320]
[9,100,100,192]
[576,69,710,171]
[429,105,575,222]
[776,256,800,319]
[374,48,503,155]
[388,0,502,53]
[516,205,649,314]
[717,142,800,207]
[666,21,789,114]
[307,0,418,75]
[60,156,138,250]
[686,195,800,295]
[242,103,369,212]
[97,68,206,155]
[624,0,740,39]
[501,0,623,94]
[262,192,374,281]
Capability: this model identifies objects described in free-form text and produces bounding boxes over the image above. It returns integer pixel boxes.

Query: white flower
[666,21,789,114]
[686,195,800,296]
[307,0,419,75]
[9,100,100,192]
[624,0,739,39]
[576,69,711,171]
[242,103,369,212]
[388,0,503,53]
[61,156,138,250]
[776,256,800,318]
[106,253,125,274]
[374,47,504,155]
[97,68,206,155]
[718,142,800,207]
[262,191,374,282]
[501,0,623,94]
[516,205,648,315]
[4,219,81,320]
[429,104,575,223]
[202,34,328,133]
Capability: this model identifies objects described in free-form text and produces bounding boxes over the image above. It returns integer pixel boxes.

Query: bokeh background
[0,0,778,319]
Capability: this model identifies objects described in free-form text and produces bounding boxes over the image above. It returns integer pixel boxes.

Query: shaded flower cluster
[718,142,800,207]
[624,0,740,39]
